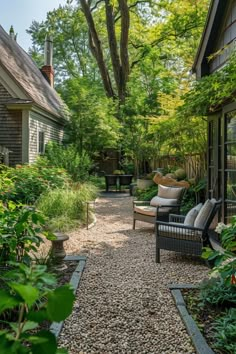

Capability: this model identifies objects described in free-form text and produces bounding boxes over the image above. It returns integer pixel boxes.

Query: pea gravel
[58,194,209,354]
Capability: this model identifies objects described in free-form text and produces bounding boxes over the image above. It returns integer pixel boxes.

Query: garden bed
[170,284,236,354]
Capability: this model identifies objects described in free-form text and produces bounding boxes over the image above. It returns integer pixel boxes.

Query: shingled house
[0,25,68,166]
[193,0,236,223]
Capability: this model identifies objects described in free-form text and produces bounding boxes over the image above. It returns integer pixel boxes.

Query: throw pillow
[194,199,215,229]
[158,184,184,200]
[184,203,203,226]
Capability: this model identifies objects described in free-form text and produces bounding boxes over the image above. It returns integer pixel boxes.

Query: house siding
[210,0,236,73]
[0,82,22,165]
[29,111,64,163]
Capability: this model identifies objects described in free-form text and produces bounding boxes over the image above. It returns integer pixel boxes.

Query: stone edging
[168,284,215,354]
[50,255,87,338]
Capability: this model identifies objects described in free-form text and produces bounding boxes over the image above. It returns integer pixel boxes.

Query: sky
[0,0,67,51]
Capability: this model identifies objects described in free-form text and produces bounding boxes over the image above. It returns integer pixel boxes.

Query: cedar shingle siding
[0,82,22,165]
[29,112,64,163]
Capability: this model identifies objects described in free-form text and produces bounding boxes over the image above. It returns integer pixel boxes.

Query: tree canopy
[28,0,211,174]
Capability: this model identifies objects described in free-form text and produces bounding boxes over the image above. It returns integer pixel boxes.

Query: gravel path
[59,194,209,354]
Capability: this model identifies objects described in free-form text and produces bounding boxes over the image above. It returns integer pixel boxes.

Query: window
[38,131,45,155]
[225,111,236,222]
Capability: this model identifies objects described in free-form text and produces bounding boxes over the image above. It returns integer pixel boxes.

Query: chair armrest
[169,214,185,223]
[133,200,151,207]
[156,204,181,211]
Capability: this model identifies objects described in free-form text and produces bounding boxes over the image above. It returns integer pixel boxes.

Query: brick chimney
[41,35,54,87]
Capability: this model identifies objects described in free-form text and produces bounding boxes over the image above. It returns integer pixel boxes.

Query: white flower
[215,222,229,234]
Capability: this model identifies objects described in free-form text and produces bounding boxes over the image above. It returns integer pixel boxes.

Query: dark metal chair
[105,175,118,192]
[118,175,133,191]
[155,199,222,263]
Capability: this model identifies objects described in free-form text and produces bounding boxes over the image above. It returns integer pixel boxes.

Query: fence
[151,153,207,180]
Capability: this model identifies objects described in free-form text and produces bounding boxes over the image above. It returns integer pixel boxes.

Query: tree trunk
[118,0,130,103]
[80,0,114,98]
[79,0,130,104]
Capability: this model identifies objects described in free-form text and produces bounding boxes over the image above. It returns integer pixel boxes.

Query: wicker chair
[155,198,222,263]
[133,185,186,229]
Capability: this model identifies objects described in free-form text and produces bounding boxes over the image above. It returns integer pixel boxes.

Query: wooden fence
[151,153,207,180]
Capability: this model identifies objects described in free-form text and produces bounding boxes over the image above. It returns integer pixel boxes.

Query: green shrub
[0,201,54,265]
[44,142,93,182]
[0,165,15,202]
[0,262,74,354]
[135,185,158,201]
[199,277,236,307]
[213,308,236,353]
[88,175,105,190]
[37,183,97,231]
[3,164,70,204]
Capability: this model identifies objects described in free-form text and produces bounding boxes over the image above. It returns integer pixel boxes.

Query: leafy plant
[213,308,236,353]
[0,201,54,265]
[135,185,158,201]
[44,142,93,182]
[2,164,70,204]
[219,216,236,252]
[199,277,236,307]
[0,262,75,354]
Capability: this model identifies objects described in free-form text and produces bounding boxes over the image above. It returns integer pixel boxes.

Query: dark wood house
[0,26,68,166]
[193,0,236,223]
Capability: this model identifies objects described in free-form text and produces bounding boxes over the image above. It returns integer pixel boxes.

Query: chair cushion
[158,224,202,241]
[134,205,156,216]
[150,196,178,213]
[184,203,203,226]
[158,184,184,200]
[194,199,216,229]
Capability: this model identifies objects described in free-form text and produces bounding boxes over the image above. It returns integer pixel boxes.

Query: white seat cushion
[134,205,156,216]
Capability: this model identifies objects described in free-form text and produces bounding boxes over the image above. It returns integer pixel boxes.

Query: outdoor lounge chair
[133,184,186,229]
[155,198,222,263]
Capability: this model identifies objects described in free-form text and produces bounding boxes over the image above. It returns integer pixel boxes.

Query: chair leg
[156,247,160,263]
[133,218,136,230]
[156,231,160,263]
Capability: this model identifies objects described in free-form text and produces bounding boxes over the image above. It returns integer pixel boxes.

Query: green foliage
[180,188,195,215]
[213,308,236,353]
[182,52,236,117]
[0,202,51,265]
[0,164,70,204]
[0,263,74,354]
[36,183,97,232]
[43,142,93,182]
[0,165,15,202]
[88,176,105,190]
[135,185,158,201]
[199,277,236,307]
[219,216,236,252]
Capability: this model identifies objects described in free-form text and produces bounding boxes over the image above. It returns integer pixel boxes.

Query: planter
[137,178,154,190]
[51,232,69,261]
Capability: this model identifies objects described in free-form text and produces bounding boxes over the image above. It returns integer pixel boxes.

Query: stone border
[169,284,215,354]
[50,255,87,338]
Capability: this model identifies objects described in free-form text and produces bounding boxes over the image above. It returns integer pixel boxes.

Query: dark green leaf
[47,285,75,322]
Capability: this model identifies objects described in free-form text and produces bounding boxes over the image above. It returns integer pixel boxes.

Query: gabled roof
[192,0,228,77]
[0,25,67,120]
